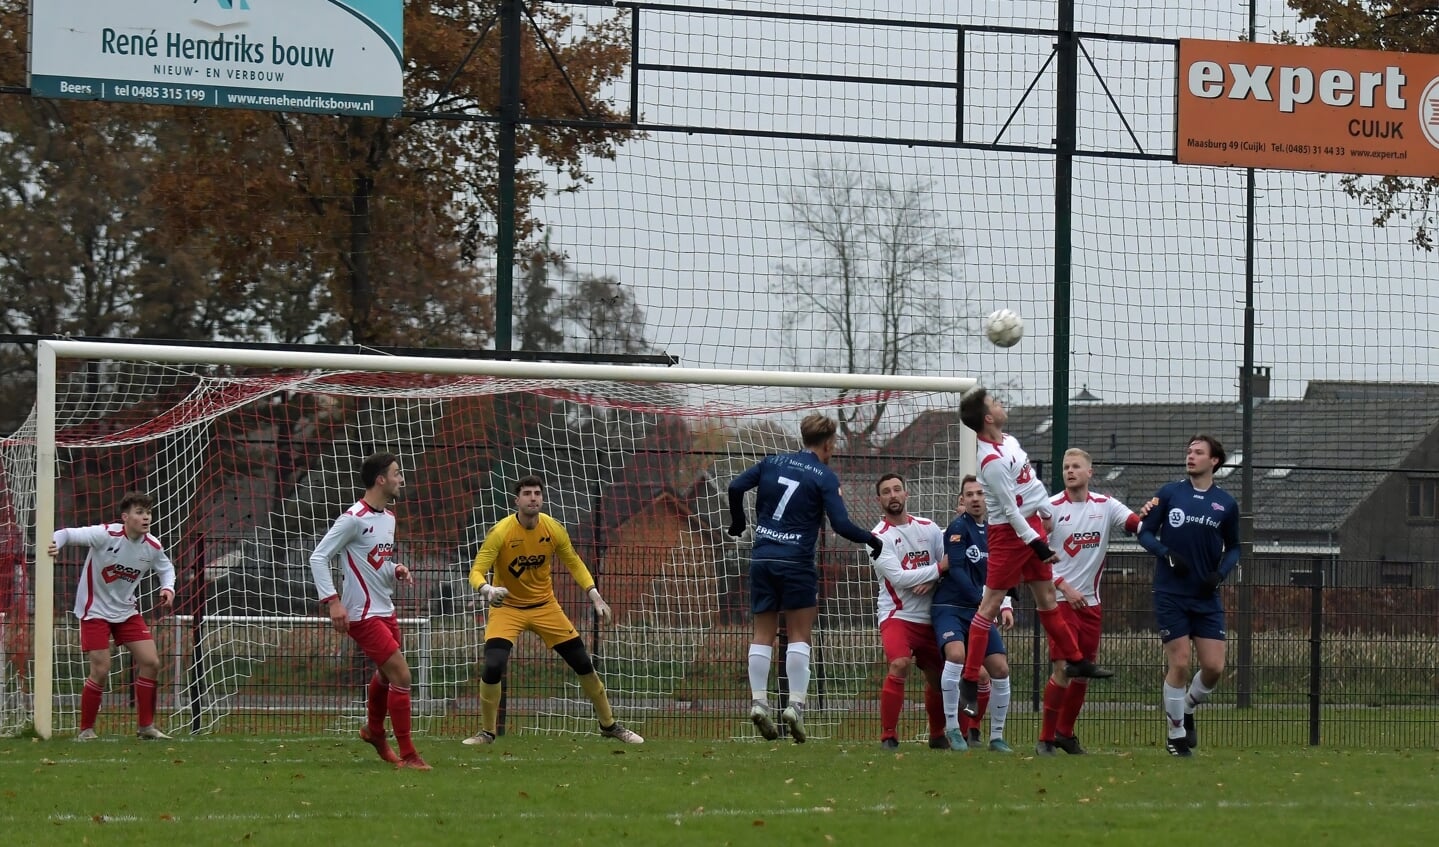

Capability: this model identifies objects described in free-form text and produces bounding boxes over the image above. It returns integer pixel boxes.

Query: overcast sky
[526,0,1438,406]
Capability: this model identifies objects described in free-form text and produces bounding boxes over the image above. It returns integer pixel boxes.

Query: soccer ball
[984,309,1024,348]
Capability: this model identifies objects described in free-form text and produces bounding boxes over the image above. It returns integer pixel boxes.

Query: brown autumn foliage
[0,0,632,358]
[1286,0,1439,249]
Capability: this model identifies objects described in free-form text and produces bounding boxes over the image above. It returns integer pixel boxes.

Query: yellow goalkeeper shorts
[484,600,580,648]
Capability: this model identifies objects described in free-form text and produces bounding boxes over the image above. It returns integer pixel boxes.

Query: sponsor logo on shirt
[1063,531,1102,557]
[508,553,547,578]
[1168,508,1186,528]
[966,544,985,563]
[100,563,142,584]
[900,550,931,570]
[366,543,394,570]
[755,525,802,542]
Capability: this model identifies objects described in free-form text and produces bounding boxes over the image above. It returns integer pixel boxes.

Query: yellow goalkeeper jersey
[469,513,595,608]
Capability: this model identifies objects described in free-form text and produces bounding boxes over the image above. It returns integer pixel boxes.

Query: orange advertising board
[1177,38,1439,177]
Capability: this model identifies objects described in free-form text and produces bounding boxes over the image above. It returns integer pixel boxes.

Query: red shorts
[349,615,402,666]
[879,618,943,672]
[987,515,1052,590]
[1052,603,1104,662]
[80,615,153,651]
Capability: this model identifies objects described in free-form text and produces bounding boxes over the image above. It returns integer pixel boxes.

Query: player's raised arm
[48,524,111,557]
[821,482,882,556]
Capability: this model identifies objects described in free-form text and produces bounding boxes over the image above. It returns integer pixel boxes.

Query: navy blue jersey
[1138,479,1241,597]
[934,512,988,608]
[728,450,872,562]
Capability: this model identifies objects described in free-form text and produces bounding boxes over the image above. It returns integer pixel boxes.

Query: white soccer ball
[984,309,1025,348]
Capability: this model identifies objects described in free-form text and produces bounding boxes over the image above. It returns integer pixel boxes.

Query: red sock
[975,682,992,723]
[1037,606,1081,663]
[367,672,389,735]
[80,679,103,731]
[1040,679,1066,742]
[959,712,975,736]
[135,676,157,728]
[879,675,905,740]
[923,683,945,738]
[962,616,993,681]
[1058,678,1089,737]
[388,684,415,758]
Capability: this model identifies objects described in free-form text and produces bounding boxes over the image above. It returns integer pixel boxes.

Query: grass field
[2,730,1436,846]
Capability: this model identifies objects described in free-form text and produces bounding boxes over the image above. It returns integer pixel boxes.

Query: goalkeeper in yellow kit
[462,474,643,745]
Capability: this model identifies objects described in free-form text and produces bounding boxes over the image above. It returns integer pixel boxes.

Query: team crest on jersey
[1211,502,1226,512]
[1017,463,1033,484]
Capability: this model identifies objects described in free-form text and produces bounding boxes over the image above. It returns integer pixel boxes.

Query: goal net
[1,341,974,740]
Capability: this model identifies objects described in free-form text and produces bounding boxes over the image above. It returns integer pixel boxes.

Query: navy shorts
[749,558,819,613]
[1153,591,1226,643]
[931,605,1005,656]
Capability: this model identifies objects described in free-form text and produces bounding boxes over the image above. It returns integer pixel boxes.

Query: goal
[1,340,975,740]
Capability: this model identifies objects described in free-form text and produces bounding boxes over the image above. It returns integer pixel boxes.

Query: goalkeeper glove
[479,584,509,604]
[1166,551,1192,579]
[727,519,746,538]
[1202,571,1223,592]
[1027,539,1056,562]
[866,534,884,561]
[589,588,613,624]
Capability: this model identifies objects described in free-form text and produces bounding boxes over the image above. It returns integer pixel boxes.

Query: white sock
[748,644,773,703]
[1163,682,1187,739]
[785,642,812,706]
[988,677,1011,740]
[940,661,963,731]
[1186,670,1215,713]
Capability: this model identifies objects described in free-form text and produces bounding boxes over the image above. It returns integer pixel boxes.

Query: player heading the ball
[955,388,1114,720]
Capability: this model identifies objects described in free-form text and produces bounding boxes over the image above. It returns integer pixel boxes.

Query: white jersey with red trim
[309,500,399,621]
[870,516,944,626]
[59,524,176,623]
[977,434,1051,544]
[1048,491,1140,605]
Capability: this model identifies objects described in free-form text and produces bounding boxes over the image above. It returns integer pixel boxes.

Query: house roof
[905,382,1439,536]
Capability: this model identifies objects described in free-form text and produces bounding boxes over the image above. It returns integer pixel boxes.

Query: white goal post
[15,339,976,740]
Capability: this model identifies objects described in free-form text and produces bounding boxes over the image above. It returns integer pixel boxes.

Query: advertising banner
[29,1,403,117]
[1177,38,1439,177]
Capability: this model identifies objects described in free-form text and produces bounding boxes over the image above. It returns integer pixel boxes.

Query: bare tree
[776,158,973,448]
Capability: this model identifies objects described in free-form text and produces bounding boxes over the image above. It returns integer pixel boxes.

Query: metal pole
[1308,563,1323,746]
[1049,0,1076,491]
[34,343,57,739]
[495,0,521,352]
[1236,0,1259,711]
